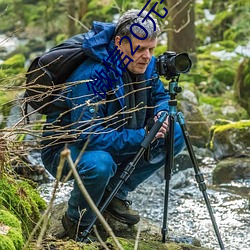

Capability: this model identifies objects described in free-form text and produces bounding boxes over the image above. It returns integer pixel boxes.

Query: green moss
[0,209,21,229]
[213,67,235,86]
[199,95,224,107]
[0,209,24,249]
[209,120,250,151]
[213,120,250,133]
[0,235,16,250]
[7,228,24,249]
[0,175,46,239]
[1,54,25,69]
[106,237,207,250]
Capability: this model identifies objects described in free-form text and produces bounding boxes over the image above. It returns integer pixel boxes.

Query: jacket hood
[82,21,116,62]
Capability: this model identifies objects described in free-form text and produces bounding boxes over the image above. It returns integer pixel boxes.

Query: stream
[38,155,250,250]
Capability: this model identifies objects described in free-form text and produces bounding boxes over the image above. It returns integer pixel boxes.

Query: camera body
[156,51,192,79]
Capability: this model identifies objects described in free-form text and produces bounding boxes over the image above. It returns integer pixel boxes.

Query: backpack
[24,34,86,115]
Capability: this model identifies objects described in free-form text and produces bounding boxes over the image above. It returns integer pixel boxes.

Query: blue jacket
[44,21,170,156]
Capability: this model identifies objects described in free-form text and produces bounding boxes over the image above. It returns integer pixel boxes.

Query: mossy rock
[199,92,248,122]
[0,209,24,250]
[106,237,210,250]
[0,174,47,239]
[209,120,250,160]
[213,157,250,184]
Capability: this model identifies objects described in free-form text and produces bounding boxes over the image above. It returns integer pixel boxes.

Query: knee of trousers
[174,123,186,155]
[77,150,117,182]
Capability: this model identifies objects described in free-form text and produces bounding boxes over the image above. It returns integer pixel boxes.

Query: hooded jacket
[43,21,170,156]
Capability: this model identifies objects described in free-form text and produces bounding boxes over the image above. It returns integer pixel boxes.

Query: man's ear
[114,36,121,48]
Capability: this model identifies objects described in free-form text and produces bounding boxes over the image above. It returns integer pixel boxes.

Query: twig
[61,148,124,250]
[93,225,110,250]
[68,14,90,31]
[134,220,142,250]
[22,154,65,249]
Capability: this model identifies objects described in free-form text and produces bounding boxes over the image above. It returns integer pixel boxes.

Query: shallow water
[38,157,250,250]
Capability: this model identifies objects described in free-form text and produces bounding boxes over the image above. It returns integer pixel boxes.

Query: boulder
[213,157,250,184]
[209,120,250,160]
[179,100,211,148]
[42,202,211,250]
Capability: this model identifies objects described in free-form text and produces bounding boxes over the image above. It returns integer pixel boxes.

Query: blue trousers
[41,123,185,226]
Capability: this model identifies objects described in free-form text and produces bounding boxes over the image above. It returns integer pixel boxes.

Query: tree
[166,0,196,62]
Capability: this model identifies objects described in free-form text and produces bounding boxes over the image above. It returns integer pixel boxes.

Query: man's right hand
[154,112,169,139]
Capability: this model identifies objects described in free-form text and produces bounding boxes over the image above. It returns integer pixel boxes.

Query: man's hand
[154,111,169,139]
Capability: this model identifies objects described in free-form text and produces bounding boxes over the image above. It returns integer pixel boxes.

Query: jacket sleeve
[65,60,146,156]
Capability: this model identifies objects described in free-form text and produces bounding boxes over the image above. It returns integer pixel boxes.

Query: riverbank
[38,155,250,250]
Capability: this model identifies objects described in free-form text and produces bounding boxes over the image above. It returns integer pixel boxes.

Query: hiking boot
[105,196,140,225]
[61,213,97,243]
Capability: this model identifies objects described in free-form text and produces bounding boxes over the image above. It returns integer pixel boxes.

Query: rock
[179,100,211,148]
[170,168,193,189]
[213,157,250,184]
[181,89,199,105]
[44,202,211,250]
[209,120,250,160]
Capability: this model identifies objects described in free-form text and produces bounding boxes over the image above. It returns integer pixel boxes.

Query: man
[41,9,185,241]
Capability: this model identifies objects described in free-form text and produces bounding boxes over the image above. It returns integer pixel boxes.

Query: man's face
[115,36,157,74]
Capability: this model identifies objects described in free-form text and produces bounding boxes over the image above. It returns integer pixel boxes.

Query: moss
[1,54,25,69]
[0,209,24,249]
[213,67,235,86]
[209,120,250,151]
[7,228,24,249]
[0,175,46,239]
[0,235,16,250]
[213,120,250,133]
[0,209,21,229]
[199,95,224,107]
[106,237,208,250]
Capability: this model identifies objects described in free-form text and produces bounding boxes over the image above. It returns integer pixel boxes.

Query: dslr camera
[156,51,192,79]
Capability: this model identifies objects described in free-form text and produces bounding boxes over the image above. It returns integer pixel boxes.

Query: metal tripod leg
[177,112,225,250]
[161,111,175,243]
[81,112,168,240]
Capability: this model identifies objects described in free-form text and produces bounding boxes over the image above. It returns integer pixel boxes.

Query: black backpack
[24,34,86,115]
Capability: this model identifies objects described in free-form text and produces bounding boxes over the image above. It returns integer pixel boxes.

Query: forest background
[0,0,250,126]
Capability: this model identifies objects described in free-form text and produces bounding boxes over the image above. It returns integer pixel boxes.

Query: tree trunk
[166,0,196,62]
[67,0,77,36]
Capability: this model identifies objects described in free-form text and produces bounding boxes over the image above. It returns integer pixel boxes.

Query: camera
[156,51,192,79]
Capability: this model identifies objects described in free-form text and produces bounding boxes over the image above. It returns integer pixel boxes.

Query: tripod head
[168,76,182,100]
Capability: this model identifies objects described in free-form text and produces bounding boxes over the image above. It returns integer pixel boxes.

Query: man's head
[115,9,160,75]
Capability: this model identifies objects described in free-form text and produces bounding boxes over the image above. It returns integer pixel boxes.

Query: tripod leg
[177,112,225,250]
[81,112,168,240]
[162,114,175,243]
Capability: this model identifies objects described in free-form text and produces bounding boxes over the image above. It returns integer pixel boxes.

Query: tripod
[162,77,225,249]
[82,77,225,250]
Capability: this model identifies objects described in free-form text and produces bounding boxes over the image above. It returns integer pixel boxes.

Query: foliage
[197,0,250,46]
[0,174,47,238]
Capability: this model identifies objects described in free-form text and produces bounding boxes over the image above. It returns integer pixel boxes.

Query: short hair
[115,9,160,40]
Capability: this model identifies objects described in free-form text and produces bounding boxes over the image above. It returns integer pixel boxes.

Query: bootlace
[123,200,132,209]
